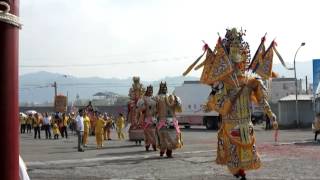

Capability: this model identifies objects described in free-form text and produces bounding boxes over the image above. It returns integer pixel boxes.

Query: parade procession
[2,0,320,180]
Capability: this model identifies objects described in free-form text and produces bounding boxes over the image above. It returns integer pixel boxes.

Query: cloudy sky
[20,0,319,81]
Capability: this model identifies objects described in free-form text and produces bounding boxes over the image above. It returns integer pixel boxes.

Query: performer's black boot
[160,150,165,157]
[145,145,150,151]
[166,149,172,158]
[152,144,157,151]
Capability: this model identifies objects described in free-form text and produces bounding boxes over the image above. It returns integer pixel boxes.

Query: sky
[19,0,320,81]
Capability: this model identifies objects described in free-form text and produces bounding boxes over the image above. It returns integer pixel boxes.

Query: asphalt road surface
[20,126,320,180]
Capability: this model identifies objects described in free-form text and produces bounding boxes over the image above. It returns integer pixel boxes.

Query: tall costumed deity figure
[155,81,183,158]
[128,76,145,143]
[183,28,286,179]
[136,85,157,151]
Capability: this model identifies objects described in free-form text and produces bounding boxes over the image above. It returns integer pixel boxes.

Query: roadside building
[278,94,313,128]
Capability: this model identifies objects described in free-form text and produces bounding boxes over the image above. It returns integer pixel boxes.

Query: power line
[19,56,194,68]
[20,83,183,89]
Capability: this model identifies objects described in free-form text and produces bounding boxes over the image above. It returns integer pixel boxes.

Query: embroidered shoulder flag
[200,38,233,84]
[182,43,209,76]
[255,41,274,79]
[248,36,266,72]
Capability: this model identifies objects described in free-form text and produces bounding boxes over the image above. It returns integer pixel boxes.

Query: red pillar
[0,0,20,179]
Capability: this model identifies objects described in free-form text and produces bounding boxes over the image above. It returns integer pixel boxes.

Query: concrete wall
[278,100,314,128]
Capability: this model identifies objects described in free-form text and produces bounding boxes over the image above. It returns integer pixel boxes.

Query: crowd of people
[19,109,127,150]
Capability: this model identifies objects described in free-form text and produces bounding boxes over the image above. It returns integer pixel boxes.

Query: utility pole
[293,42,305,128]
[54,81,57,97]
[306,76,308,94]
[0,1,21,179]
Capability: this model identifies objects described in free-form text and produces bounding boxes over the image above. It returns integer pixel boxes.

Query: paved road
[20,126,320,180]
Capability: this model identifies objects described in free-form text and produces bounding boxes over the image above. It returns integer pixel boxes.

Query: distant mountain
[19,61,313,104]
[19,71,198,104]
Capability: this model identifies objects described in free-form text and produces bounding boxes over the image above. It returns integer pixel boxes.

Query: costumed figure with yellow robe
[155,82,183,158]
[136,85,157,151]
[183,28,286,179]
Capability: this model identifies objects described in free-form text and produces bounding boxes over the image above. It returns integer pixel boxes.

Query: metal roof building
[278,94,313,128]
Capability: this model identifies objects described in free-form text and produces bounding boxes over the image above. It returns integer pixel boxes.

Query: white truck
[173,81,221,129]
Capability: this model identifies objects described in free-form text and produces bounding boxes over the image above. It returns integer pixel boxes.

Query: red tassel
[202,40,209,51]
[274,129,279,142]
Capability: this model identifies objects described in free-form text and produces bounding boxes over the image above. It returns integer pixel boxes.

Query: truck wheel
[204,116,219,130]
[205,120,214,130]
[184,125,190,129]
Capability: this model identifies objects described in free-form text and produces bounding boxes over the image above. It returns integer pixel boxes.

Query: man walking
[61,113,68,139]
[43,112,52,139]
[33,113,42,139]
[75,109,85,152]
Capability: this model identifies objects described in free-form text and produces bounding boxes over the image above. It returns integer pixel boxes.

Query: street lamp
[294,42,305,128]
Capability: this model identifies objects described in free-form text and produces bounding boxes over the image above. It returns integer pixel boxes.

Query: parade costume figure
[127,77,145,143]
[183,28,282,179]
[137,85,157,151]
[155,82,183,158]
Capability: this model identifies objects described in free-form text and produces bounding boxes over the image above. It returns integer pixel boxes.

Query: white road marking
[27,149,216,166]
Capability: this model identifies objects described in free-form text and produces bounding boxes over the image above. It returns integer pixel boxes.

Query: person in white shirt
[43,112,51,139]
[75,109,84,152]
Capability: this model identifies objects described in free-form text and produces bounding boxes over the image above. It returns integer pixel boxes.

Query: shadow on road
[96,149,150,157]
[180,128,217,133]
[294,139,320,146]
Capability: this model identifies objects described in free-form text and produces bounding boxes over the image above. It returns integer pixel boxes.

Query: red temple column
[0,0,20,179]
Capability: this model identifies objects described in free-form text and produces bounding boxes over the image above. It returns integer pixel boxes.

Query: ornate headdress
[145,85,153,96]
[158,81,167,95]
[222,28,250,64]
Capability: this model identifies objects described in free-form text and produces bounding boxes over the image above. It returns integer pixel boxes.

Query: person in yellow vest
[103,113,112,140]
[83,112,91,147]
[95,113,106,149]
[33,113,42,139]
[116,113,126,140]
[61,113,69,139]
[20,113,26,134]
[52,122,60,139]
[26,114,33,134]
